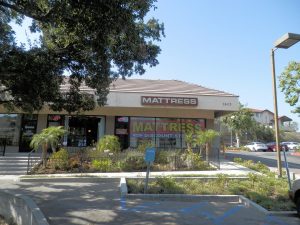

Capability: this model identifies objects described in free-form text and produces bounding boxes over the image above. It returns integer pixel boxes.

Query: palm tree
[196,129,219,162]
[184,131,197,152]
[30,126,67,167]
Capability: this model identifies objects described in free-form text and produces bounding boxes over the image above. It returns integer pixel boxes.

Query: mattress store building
[0,79,239,152]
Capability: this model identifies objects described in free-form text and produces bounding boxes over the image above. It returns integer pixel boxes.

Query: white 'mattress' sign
[141,96,198,106]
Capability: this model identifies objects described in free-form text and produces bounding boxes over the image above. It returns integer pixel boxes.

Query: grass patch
[232,158,270,174]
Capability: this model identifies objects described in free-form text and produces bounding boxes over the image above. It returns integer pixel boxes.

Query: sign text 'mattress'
[141,96,198,106]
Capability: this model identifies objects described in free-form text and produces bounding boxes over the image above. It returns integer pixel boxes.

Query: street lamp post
[271,33,300,177]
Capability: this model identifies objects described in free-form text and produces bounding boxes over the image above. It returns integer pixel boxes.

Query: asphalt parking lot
[0,178,299,225]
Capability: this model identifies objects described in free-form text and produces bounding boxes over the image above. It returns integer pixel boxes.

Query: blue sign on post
[144,147,156,194]
[144,147,156,164]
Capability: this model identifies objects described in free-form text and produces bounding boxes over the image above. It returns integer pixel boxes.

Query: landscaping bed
[126,174,295,211]
[126,159,296,211]
[31,148,215,174]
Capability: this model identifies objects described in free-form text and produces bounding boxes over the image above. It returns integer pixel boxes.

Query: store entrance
[115,116,129,150]
[67,116,101,147]
[19,114,38,152]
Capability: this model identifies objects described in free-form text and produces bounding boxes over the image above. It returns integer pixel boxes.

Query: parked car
[244,142,268,151]
[289,179,300,217]
[281,142,300,150]
[266,142,289,152]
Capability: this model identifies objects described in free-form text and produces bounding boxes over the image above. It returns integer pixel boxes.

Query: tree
[0,0,164,113]
[279,61,300,114]
[248,122,274,143]
[30,126,67,167]
[221,106,254,147]
[184,131,197,152]
[195,129,219,162]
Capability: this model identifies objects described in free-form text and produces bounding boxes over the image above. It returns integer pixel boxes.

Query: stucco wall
[107,92,239,111]
[37,114,47,133]
[206,119,214,129]
[105,116,115,135]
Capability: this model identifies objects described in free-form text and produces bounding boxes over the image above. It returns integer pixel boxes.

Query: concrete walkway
[0,178,299,225]
[0,159,299,224]
[0,159,256,182]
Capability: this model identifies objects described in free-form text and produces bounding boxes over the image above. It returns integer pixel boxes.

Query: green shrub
[96,135,120,153]
[156,150,176,164]
[233,157,270,174]
[91,158,112,172]
[226,146,250,151]
[181,151,211,170]
[121,151,146,171]
[155,176,184,194]
[127,179,144,193]
[127,175,294,211]
[233,157,243,163]
[49,148,69,170]
[68,154,81,169]
[136,141,153,153]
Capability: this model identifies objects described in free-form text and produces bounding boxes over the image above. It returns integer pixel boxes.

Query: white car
[289,179,300,217]
[244,142,268,151]
[281,142,300,150]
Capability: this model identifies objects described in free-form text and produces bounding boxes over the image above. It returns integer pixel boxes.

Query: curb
[0,175,21,182]
[120,177,297,216]
[126,193,240,202]
[0,190,49,225]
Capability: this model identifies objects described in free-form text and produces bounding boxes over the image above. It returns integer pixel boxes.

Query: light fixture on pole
[271,33,300,177]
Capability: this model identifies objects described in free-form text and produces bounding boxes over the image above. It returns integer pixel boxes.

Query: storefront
[115,116,205,150]
[0,79,239,152]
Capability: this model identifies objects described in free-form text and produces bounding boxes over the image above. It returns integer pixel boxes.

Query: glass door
[115,116,129,150]
[19,114,37,152]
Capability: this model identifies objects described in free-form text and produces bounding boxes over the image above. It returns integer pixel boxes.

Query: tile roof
[248,108,274,114]
[109,79,238,97]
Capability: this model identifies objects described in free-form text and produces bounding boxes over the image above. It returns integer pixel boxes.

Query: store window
[155,118,181,149]
[0,114,22,146]
[128,117,206,150]
[130,117,155,148]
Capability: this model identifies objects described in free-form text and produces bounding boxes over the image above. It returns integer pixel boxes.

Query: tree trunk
[187,143,191,152]
[205,143,210,162]
[235,132,240,148]
[42,143,48,168]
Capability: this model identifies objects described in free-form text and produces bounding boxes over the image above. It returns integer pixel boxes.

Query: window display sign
[131,118,204,137]
[129,117,205,149]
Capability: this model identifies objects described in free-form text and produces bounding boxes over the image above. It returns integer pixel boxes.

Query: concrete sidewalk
[0,177,299,225]
[0,159,255,182]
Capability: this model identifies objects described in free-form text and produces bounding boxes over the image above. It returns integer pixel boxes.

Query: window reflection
[130,117,155,148]
[0,114,22,146]
[129,117,206,150]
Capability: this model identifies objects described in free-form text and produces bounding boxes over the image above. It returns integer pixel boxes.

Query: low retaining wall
[0,190,49,225]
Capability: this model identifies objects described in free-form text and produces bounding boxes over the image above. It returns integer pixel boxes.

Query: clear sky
[131,0,300,128]
[10,0,300,128]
